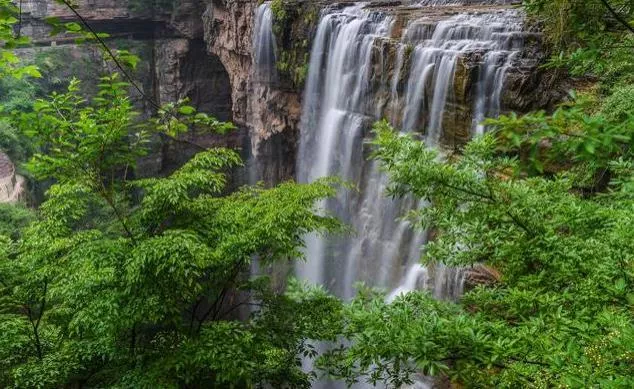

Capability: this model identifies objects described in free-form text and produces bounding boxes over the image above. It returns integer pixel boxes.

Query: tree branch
[599,0,634,34]
[432,179,496,203]
[57,0,161,110]
[97,178,136,243]
[26,279,48,360]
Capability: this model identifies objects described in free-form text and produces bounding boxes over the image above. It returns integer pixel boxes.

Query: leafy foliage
[317,121,634,387]
[0,203,34,239]
[1,0,633,388]
[0,0,42,163]
[487,94,632,189]
[524,0,633,49]
[0,77,344,387]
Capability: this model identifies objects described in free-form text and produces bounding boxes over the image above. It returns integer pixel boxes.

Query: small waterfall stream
[253,2,278,84]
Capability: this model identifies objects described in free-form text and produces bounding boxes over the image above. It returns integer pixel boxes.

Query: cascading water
[397,11,524,142]
[293,1,526,386]
[253,2,278,83]
[246,1,279,185]
[298,2,524,302]
[297,6,430,300]
[297,5,395,295]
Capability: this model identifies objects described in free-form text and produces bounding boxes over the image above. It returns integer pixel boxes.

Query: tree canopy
[0,73,346,387]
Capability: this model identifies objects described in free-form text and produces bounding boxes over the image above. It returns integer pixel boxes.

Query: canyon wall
[202,0,567,183]
[18,0,567,181]
[0,152,24,204]
[19,0,244,177]
[203,0,304,183]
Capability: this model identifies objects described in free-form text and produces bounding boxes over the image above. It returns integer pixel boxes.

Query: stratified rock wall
[0,152,24,204]
[18,0,568,183]
[201,0,568,182]
[203,0,303,182]
[20,0,243,176]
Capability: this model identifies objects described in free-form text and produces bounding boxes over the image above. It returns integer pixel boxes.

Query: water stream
[253,1,526,386]
[296,2,523,302]
[253,2,278,84]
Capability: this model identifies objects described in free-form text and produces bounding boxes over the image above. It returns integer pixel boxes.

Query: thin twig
[57,0,161,110]
[58,1,223,153]
[17,0,22,38]
[599,0,634,34]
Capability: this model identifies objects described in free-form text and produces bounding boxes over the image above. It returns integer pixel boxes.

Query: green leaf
[178,105,196,115]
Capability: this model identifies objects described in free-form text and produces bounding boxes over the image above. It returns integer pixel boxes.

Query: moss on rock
[270,0,320,88]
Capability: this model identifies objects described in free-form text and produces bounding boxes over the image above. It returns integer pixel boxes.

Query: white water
[399,12,524,141]
[253,2,278,83]
[289,2,526,387]
[297,3,524,302]
[297,5,395,296]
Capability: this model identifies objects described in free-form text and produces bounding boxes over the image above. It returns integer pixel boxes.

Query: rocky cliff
[19,0,247,177]
[0,152,24,204]
[202,0,567,180]
[18,0,567,182]
[203,0,304,183]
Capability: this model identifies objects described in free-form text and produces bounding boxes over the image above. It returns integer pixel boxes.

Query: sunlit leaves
[0,0,40,80]
[153,98,236,137]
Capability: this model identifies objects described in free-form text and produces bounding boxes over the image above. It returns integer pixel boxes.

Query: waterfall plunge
[296,6,422,299]
[297,3,524,303]
[291,3,525,387]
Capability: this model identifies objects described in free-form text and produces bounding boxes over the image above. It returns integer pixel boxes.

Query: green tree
[318,120,633,388]
[524,0,633,48]
[320,2,634,385]
[0,0,41,162]
[0,76,344,387]
[0,203,34,239]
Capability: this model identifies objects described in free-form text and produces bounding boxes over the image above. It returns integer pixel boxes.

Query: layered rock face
[203,0,303,183]
[17,0,565,181]
[20,0,244,176]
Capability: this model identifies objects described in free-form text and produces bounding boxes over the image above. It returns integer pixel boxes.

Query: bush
[602,84,634,122]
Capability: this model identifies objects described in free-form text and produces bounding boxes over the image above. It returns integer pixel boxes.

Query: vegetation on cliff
[0,0,632,388]
[269,0,319,87]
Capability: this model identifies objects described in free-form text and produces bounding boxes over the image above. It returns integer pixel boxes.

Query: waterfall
[297,5,408,299]
[297,3,524,304]
[253,2,278,83]
[398,11,524,141]
[247,1,279,185]
[289,3,527,386]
